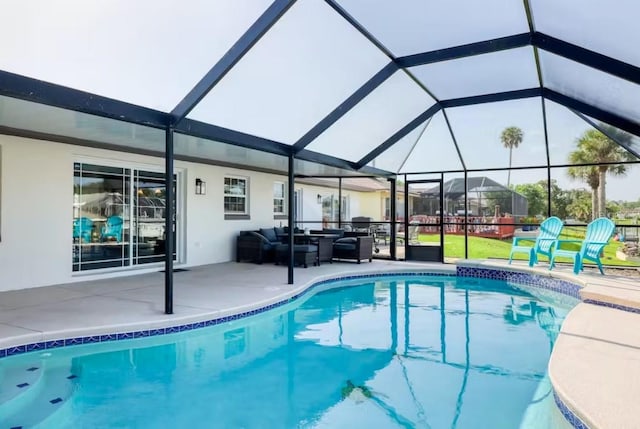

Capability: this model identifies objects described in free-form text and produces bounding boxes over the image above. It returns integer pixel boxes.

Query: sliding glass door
[73,162,176,272]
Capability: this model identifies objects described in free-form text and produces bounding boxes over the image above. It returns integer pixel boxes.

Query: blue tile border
[0,271,455,361]
[553,391,589,429]
[583,298,640,314]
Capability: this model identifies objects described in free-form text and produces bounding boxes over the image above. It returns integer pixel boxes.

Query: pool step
[0,361,76,429]
[0,362,43,406]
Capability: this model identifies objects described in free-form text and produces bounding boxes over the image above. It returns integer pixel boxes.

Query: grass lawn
[416,232,638,267]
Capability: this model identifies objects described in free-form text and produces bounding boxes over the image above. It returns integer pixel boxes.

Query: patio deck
[0,260,639,429]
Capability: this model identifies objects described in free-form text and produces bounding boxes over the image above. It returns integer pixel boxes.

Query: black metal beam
[170,0,296,124]
[292,62,398,152]
[573,110,640,158]
[533,32,640,86]
[324,0,396,58]
[543,88,640,138]
[175,118,291,157]
[441,87,541,108]
[0,70,168,128]
[357,104,441,168]
[396,33,531,68]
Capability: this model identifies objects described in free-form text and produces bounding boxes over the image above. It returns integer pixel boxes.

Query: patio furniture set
[236,227,374,267]
[508,217,616,275]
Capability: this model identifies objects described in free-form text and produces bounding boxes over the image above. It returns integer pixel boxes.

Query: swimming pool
[0,274,578,428]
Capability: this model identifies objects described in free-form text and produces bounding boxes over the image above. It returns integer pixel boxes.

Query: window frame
[224,175,249,219]
[273,181,286,218]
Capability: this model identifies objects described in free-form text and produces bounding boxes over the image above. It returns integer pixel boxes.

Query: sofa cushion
[322,228,345,239]
[274,226,285,237]
[334,237,356,244]
[260,227,279,243]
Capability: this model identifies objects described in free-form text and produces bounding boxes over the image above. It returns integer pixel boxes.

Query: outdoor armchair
[508,216,563,267]
[549,217,615,275]
[73,217,94,243]
[100,215,123,242]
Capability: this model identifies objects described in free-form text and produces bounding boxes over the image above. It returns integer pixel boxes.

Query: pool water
[0,275,578,428]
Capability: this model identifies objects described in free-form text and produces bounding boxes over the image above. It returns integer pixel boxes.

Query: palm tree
[567,155,599,221]
[567,128,637,218]
[501,126,524,188]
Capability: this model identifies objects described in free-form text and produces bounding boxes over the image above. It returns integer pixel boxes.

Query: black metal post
[164,127,174,314]
[440,173,445,263]
[287,153,295,285]
[404,175,409,259]
[390,178,397,260]
[464,171,469,259]
[338,178,342,228]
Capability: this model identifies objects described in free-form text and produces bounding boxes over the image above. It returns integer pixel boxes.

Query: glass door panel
[405,180,443,262]
[73,163,130,271]
[133,170,176,265]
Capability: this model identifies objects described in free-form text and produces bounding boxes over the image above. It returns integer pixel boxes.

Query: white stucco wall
[0,135,290,291]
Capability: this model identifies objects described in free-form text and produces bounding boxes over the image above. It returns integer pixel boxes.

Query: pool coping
[2,261,638,429]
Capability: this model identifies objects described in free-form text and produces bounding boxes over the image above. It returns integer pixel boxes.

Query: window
[273,181,285,216]
[224,176,248,215]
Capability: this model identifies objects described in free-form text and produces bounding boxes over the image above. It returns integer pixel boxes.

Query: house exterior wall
[0,135,289,291]
[0,135,390,291]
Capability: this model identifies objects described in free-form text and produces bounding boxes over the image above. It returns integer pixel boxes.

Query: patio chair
[397,221,420,245]
[73,217,94,243]
[100,215,124,242]
[508,216,563,267]
[549,217,615,275]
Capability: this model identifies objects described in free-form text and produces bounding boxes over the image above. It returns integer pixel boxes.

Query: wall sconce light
[195,178,206,195]
[317,194,322,204]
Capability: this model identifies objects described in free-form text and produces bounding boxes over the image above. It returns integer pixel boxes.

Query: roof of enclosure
[1,0,640,177]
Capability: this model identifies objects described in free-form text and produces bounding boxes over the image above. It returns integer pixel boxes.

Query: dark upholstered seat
[332,236,373,263]
[275,244,318,268]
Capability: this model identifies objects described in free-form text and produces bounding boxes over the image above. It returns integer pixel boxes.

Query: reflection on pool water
[0,275,579,428]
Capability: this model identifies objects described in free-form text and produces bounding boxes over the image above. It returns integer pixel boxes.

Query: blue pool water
[0,275,578,428]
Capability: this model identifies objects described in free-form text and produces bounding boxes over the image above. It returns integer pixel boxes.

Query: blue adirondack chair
[100,215,124,242]
[509,216,563,267]
[73,217,94,243]
[549,217,615,275]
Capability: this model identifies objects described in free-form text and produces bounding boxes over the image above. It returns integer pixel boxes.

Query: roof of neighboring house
[421,177,526,199]
[297,177,389,192]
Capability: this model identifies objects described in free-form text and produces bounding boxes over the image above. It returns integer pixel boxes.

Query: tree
[567,128,636,218]
[566,189,592,222]
[567,161,599,221]
[513,182,546,216]
[501,126,524,188]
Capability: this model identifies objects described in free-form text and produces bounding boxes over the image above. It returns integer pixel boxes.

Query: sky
[1,1,638,201]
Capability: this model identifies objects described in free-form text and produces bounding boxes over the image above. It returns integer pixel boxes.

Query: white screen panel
[401,111,463,173]
[531,0,640,67]
[188,0,390,144]
[545,100,600,166]
[0,95,164,151]
[305,72,435,162]
[337,0,529,56]
[540,51,640,125]
[446,98,547,169]
[368,118,431,173]
[0,0,273,111]
[410,47,539,100]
